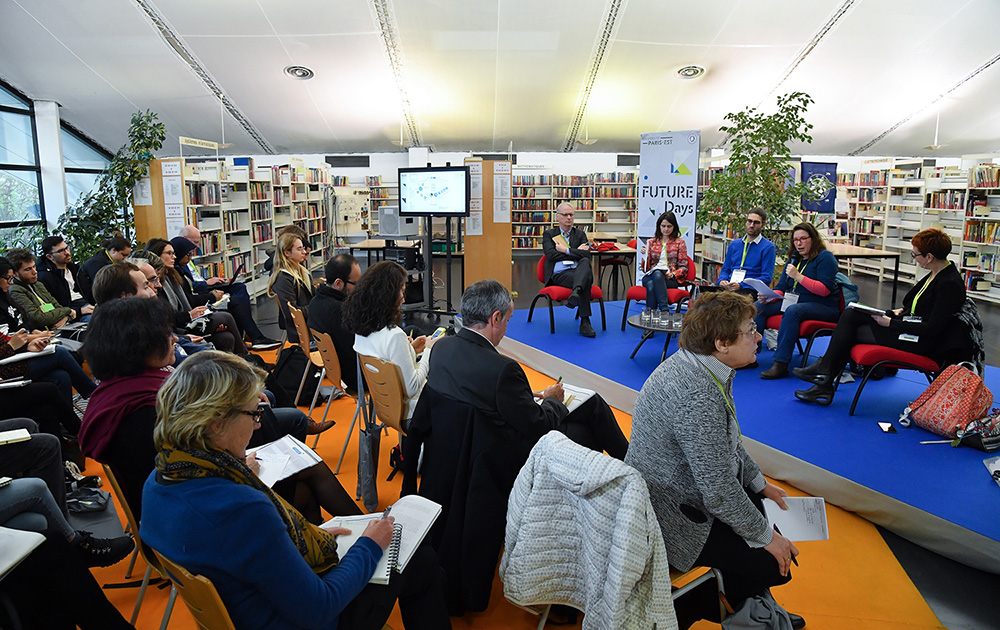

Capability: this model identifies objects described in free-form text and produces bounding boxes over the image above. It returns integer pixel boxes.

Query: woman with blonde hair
[268,232,314,344]
[140,351,450,630]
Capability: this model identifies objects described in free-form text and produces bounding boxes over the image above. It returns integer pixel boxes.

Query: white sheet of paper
[161,161,182,177]
[493,198,511,223]
[493,174,511,199]
[743,277,781,300]
[468,162,483,199]
[133,177,153,206]
[466,211,483,236]
[253,452,291,487]
[763,497,829,541]
[162,176,184,204]
[780,292,799,312]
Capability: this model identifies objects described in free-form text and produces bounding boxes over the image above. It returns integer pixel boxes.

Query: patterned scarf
[154,441,340,573]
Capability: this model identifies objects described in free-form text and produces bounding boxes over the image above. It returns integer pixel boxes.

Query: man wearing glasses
[543,202,597,337]
[37,236,95,321]
[717,208,776,299]
[308,254,362,392]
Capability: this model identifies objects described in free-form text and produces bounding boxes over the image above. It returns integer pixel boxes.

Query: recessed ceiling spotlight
[676,65,706,80]
[284,65,315,80]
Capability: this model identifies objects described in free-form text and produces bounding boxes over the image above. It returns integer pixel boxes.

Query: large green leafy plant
[57,110,165,259]
[698,92,830,261]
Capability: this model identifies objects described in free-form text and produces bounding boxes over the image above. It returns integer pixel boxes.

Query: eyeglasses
[792,236,811,244]
[740,324,761,340]
[910,251,924,259]
[50,246,70,255]
[0,275,13,282]
[147,276,162,286]
[746,219,762,226]
[237,407,265,422]
[557,212,574,217]
[344,280,356,286]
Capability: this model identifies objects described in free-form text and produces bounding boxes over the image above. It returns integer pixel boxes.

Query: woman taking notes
[794,228,967,405]
[625,292,804,629]
[639,211,688,311]
[140,351,450,630]
[755,222,839,379]
[268,232,314,345]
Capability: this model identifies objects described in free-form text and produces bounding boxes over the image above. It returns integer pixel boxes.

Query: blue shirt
[141,473,381,630]
[718,235,776,289]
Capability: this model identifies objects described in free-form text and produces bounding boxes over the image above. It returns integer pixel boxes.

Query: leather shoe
[566,288,581,309]
[792,360,825,383]
[789,612,806,629]
[760,361,788,379]
[794,383,835,406]
[306,419,336,435]
[579,318,596,338]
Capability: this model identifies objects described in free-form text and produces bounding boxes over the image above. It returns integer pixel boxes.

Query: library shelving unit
[510,172,636,251]
[367,175,398,236]
[247,165,274,297]
[961,164,1000,303]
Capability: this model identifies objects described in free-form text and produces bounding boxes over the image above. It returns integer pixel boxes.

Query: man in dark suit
[542,201,596,337]
[308,254,361,392]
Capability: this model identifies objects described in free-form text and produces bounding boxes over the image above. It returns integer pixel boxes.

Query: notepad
[847,302,889,317]
[763,497,829,542]
[0,428,31,446]
[0,345,56,366]
[323,494,442,584]
[535,382,595,414]
[248,435,322,488]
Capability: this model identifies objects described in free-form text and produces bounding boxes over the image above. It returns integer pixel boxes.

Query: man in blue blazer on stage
[717,208,776,297]
[542,202,596,337]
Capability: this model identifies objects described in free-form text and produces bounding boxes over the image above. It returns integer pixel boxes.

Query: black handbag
[265,345,321,407]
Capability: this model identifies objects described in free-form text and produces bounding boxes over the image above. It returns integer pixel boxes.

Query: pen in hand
[773,524,798,566]
[382,505,392,520]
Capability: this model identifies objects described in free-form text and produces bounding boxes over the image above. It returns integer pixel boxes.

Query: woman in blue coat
[755,223,840,379]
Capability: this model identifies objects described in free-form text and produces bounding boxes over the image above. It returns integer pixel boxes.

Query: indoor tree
[698,91,830,264]
[57,110,165,259]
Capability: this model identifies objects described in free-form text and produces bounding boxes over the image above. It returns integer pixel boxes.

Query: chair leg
[621,297,632,331]
[312,388,337,449]
[598,298,606,330]
[130,564,153,625]
[527,294,545,322]
[294,360,310,408]
[159,584,177,630]
[123,539,138,579]
[536,604,552,630]
[546,297,555,334]
[307,367,326,416]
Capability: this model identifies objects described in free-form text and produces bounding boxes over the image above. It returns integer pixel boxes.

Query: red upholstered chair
[597,238,637,299]
[764,315,837,368]
[527,256,606,334]
[620,255,696,331]
[843,345,941,416]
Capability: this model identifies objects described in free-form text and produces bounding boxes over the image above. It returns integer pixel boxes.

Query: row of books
[699,167,724,187]
[855,218,884,234]
[252,223,274,245]
[371,188,395,199]
[331,175,350,187]
[512,199,553,210]
[837,173,858,186]
[969,165,1000,189]
[968,197,1000,217]
[250,204,272,222]
[512,236,543,248]
[963,221,1000,244]
[366,176,382,186]
[511,173,639,187]
[186,182,221,206]
[197,261,225,278]
[926,190,966,209]
[512,211,549,223]
[858,170,889,187]
[964,251,999,273]
[594,186,633,198]
[964,270,993,292]
[273,188,289,206]
[199,232,222,255]
[222,211,245,233]
[513,226,544,236]
[553,186,595,198]
[854,187,885,202]
[228,252,252,277]
[249,181,270,201]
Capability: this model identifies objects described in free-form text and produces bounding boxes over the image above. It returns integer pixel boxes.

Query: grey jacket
[625,348,771,571]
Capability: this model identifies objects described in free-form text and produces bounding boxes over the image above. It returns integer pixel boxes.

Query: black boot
[792,359,825,383]
[794,373,836,406]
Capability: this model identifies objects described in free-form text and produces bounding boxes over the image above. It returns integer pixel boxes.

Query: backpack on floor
[265,345,322,407]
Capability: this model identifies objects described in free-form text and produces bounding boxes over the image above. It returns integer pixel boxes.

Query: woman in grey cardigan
[625,292,804,629]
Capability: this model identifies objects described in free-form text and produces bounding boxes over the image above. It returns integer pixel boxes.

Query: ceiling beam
[369,0,422,148]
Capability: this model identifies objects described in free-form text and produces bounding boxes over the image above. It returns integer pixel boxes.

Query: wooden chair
[527,256,606,334]
[153,551,236,630]
[310,329,369,463]
[357,354,408,436]
[102,464,178,629]
[272,296,287,349]
[287,304,324,410]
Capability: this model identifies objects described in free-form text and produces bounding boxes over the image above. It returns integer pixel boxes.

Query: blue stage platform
[500,299,1000,574]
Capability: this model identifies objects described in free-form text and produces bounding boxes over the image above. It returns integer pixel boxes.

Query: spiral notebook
[324,515,402,584]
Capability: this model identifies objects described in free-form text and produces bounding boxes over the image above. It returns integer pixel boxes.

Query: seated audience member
[264,224,310,275]
[268,231,314,344]
[77,235,131,305]
[36,235,94,319]
[542,201,596,337]
[754,222,839,379]
[401,279,629,613]
[795,228,967,405]
[343,261,436,419]
[0,257,51,343]
[146,238,246,356]
[639,211,689,310]
[177,226,280,350]
[308,253,362,392]
[80,299,352,521]
[91,261,155,304]
[625,292,804,630]
[127,252,210,360]
[0,477,134,567]
[0,533,136,630]
[5,248,78,329]
[141,351,450,630]
[0,418,65,517]
[716,208,776,297]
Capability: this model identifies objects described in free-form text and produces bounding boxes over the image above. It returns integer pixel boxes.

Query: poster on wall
[636,131,700,282]
[801,162,837,214]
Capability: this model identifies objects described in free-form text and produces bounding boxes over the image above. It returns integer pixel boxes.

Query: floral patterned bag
[898,363,993,439]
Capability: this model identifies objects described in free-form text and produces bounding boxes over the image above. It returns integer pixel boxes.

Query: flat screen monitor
[398,166,470,217]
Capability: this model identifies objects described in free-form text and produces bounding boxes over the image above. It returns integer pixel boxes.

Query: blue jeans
[26,346,97,403]
[0,477,76,541]
[755,299,840,364]
[642,270,679,310]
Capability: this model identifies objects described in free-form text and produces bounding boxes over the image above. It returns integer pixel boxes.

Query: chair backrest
[288,304,311,349]
[310,329,342,392]
[535,255,546,284]
[153,551,236,630]
[627,238,637,248]
[101,464,165,574]
[272,296,285,331]
[682,255,697,284]
[357,354,408,435]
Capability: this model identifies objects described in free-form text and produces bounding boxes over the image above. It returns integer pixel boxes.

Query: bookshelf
[367,175,398,236]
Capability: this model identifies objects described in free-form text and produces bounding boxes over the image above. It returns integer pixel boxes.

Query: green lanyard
[740,239,750,267]
[791,260,808,292]
[910,262,949,314]
[706,368,740,438]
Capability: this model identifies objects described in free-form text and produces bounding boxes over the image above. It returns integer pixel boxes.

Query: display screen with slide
[398,166,470,217]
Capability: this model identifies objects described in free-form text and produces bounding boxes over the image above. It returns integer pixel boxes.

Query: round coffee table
[626,312,683,362]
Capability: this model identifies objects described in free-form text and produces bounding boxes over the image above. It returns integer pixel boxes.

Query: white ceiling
[2,0,999,159]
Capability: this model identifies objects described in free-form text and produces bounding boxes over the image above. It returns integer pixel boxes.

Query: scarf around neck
[79,368,171,460]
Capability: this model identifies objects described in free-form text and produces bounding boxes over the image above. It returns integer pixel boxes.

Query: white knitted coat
[500,431,678,630]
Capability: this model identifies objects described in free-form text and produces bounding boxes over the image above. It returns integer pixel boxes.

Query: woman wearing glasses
[141,351,450,630]
[754,222,840,379]
[626,292,804,629]
[795,228,966,405]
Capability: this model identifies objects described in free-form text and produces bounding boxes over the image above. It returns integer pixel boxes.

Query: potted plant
[698,92,830,265]
[57,110,165,259]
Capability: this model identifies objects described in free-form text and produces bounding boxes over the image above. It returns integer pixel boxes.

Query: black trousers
[338,541,451,630]
[0,418,66,517]
[560,394,629,460]
[673,488,791,629]
[818,308,934,377]
[0,381,80,436]
[549,263,594,318]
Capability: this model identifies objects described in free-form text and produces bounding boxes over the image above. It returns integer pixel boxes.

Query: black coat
[78,251,112,305]
[37,257,82,309]
[542,225,591,282]
[307,284,358,391]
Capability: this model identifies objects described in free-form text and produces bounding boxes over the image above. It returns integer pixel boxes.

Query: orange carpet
[83,355,943,629]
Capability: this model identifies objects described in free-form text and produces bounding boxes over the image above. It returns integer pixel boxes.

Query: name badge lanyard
[706,368,740,438]
[739,240,750,269]
[790,260,808,293]
[910,262,948,314]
